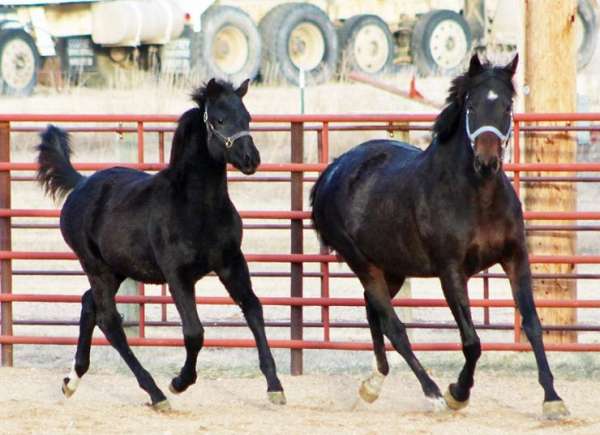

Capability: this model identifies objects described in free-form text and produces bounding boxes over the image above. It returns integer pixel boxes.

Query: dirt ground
[0,364,599,435]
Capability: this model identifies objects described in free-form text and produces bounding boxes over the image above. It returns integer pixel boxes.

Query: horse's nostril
[244,153,251,166]
[490,157,499,172]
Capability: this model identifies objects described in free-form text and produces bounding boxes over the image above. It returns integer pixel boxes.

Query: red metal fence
[0,112,599,374]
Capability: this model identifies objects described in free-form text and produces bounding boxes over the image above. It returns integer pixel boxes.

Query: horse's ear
[206,78,223,99]
[467,54,483,76]
[236,79,250,98]
[505,53,519,76]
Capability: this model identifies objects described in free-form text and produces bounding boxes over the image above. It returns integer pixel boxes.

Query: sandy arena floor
[0,364,599,435]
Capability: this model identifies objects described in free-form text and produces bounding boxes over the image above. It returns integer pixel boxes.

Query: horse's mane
[191,79,236,106]
[169,80,237,166]
[432,62,516,143]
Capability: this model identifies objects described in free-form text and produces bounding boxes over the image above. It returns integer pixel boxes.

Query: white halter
[465,97,513,148]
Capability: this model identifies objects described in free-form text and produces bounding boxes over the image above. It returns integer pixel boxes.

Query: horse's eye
[217,119,224,125]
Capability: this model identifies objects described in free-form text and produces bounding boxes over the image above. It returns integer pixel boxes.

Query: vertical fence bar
[513,120,522,343]
[158,130,167,323]
[317,122,331,341]
[483,269,490,325]
[0,121,12,366]
[290,121,304,375]
[137,122,146,337]
[317,122,330,341]
[117,127,140,336]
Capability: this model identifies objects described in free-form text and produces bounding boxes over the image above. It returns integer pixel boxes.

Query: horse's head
[465,54,517,177]
[433,53,518,179]
[197,78,260,175]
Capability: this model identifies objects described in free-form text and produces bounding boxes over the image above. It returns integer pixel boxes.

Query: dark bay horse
[310,54,568,419]
[36,79,285,410]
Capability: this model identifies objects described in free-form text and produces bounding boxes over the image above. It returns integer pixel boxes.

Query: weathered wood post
[0,121,12,366]
[524,0,577,342]
[290,121,304,375]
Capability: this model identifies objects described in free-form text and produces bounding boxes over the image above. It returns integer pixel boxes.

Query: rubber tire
[0,29,39,96]
[259,3,338,85]
[338,15,394,76]
[576,0,598,70]
[411,10,472,77]
[195,5,261,82]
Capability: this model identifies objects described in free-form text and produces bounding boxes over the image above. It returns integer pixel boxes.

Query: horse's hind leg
[359,266,444,410]
[90,272,169,411]
[62,288,96,398]
[359,279,403,403]
[166,276,204,395]
[217,251,285,405]
[439,269,480,411]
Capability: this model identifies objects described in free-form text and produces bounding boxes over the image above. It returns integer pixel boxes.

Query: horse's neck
[168,142,229,205]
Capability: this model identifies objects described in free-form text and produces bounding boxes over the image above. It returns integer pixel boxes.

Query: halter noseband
[465,96,513,148]
[203,104,251,149]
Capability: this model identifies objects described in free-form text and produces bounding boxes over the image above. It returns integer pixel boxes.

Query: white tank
[91,0,185,46]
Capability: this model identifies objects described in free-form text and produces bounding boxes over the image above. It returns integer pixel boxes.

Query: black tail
[36,125,83,200]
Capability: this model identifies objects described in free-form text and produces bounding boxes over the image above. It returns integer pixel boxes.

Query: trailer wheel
[411,10,471,76]
[259,3,338,85]
[196,5,261,82]
[576,0,598,70]
[339,15,394,76]
[0,29,39,96]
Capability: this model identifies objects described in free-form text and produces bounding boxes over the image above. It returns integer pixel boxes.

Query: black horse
[311,54,568,419]
[36,79,285,410]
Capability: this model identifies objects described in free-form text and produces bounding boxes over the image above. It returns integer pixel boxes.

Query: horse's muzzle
[473,132,502,177]
[239,148,261,175]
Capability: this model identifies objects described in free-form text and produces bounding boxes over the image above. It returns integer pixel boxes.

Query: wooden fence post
[290,122,304,375]
[524,0,577,343]
[0,121,12,366]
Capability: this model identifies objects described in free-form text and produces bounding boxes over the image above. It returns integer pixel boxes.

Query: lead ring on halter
[204,104,251,149]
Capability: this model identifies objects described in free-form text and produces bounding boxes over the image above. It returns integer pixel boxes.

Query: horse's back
[311,139,421,206]
[311,139,424,260]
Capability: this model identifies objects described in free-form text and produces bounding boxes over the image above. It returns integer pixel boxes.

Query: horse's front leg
[166,276,204,395]
[440,268,480,411]
[502,247,569,419]
[216,251,285,405]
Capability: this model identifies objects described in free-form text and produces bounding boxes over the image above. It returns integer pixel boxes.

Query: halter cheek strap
[204,105,251,149]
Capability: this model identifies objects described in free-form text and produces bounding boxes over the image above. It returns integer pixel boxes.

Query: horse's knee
[522,312,543,338]
[463,339,481,362]
[238,292,262,316]
[96,310,121,332]
[183,329,204,352]
[81,289,95,309]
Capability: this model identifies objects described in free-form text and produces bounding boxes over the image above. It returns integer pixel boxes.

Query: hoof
[168,381,182,395]
[268,391,287,405]
[358,371,385,404]
[428,396,449,413]
[61,377,76,399]
[443,388,469,411]
[151,399,172,413]
[543,400,569,420]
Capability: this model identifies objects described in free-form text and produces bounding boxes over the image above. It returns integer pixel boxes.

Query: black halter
[203,104,251,149]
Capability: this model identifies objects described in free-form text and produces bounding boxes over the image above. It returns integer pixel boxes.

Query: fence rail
[1,112,600,371]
